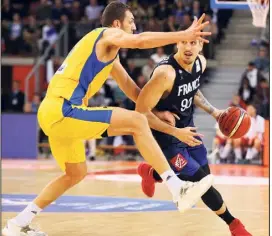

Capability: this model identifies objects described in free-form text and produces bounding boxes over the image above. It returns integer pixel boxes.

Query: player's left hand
[212,109,225,121]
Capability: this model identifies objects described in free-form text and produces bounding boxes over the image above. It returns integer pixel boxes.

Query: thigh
[49,136,86,171]
[163,145,201,177]
[51,105,113,140]
[187,144,208,167]
[106,107,147,137]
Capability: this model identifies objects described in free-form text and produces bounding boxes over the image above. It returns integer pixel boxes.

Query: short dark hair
[101,1,131,27]
[248,61,255,67]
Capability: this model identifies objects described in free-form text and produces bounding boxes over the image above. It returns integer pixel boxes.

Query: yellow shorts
[38,96,113,171]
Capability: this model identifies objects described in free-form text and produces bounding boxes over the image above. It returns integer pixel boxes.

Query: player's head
[176,26,203,65]
[102,1,136,34]
[247,104,257,117]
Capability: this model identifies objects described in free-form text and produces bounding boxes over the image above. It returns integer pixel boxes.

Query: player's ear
[112,19,121,28]
[177,42,181,50]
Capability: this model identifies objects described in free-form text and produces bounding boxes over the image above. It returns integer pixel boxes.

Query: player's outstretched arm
[104,14,211,49]
[136,65,202,147]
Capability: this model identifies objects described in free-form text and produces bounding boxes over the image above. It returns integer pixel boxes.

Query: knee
[131,112,149,133]
[65,164,87,186]
[253,138,262,149]
[232,139,241,148]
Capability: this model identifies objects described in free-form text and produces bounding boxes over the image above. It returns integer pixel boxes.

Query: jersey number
[180,97,193,112]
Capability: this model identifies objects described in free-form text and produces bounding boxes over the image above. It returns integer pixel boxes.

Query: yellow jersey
[46,27,116,106]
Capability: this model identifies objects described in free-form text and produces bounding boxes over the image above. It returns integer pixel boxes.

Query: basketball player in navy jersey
[136,30,252,235]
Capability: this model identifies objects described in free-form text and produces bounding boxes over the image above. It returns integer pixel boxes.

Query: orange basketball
[218,107,251,139]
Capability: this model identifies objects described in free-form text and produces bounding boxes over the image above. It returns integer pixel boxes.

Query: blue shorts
[162,144,208,177]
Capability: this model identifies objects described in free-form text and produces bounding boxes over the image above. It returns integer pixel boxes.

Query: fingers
[171,112,180,120]
[187,127,204,137]
[194,132,204,138]
[198,37,209,43]
[187,138,202,147]
[196,21,210,30]
[196,13,206,25]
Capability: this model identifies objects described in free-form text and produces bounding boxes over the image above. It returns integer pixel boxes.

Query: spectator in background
[191,0,202,19]
[243,104,265,163]
[208,122,227,163]
[70,1,82,22]
[241,61,264,89]
[154,0,171,22]
[127,60,140,81]
[24,102,33,113]
[164,15,179,32]
[2,0,13,21]
[202,13,217,59]
[36,0,52,24]
[31,93,41,112]
[254,78,270,119]
[254,47,269,73]
[7,13,23,55]
[119,48,130,70]
[42,19,58,54]
[229,94,247,110]
[144,18,161,32]
[85,0,104,27]
[9,80,25,112]
[142,58,155,81]
[238,78,255,105]
[52,0,69,25]
[23,15,40,54]
[88,88,110,107]
[173,0,187,25]
[136,75,147,89]
[181,13,192,29]
[151,47,167,64]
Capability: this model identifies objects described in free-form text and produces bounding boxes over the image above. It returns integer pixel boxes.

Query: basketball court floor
[2,159,269,236]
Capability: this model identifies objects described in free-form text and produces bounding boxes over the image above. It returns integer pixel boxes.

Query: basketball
[218,107,251,139]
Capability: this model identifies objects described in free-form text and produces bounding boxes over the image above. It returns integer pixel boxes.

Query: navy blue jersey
[152,54,204,149]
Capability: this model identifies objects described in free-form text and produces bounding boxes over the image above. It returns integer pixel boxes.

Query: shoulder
[149,64,176,89]
[153,64,176,80]
[197,54,207,73]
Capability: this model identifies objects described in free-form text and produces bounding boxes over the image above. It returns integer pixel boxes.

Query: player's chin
[184,59,194,65]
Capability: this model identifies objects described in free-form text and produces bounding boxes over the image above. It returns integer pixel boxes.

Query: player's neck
[174,53,194,73]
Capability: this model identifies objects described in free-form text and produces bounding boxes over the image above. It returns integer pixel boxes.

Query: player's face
[177,40,202,65]
[120,10,136,34]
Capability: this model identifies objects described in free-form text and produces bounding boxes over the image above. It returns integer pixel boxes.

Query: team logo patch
[170,153,188,171]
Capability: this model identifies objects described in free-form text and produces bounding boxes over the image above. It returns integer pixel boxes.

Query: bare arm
[103,14,211,49]
[194,89,218,118]
[136,65,178,135]
[111,59,140,103]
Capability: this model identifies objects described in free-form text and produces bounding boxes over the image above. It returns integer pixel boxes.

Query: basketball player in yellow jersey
[3,2,214,235]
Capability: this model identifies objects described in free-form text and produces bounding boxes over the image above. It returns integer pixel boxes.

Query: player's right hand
[175,127,203,147]
[183,14,212,43]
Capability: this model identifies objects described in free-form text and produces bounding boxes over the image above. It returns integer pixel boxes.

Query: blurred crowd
[1,0,231,58]
[209,45,270,165]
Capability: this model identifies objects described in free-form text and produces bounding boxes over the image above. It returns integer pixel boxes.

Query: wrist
[169,126,181,138]
[211,108,220,120]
